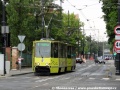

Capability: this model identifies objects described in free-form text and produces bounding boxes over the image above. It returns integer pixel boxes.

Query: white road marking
[78,64,95,72]
[102,78,110,80]
[116,78,120,81]
[89,78,95,80]
[35,76,61,82]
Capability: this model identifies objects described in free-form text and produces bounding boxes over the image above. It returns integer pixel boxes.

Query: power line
[66,0,97,28]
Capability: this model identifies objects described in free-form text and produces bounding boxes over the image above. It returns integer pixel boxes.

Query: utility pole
[68,10,69,27]
[115,0,120,75]
[41,0,44,38]
[102,40,104,59]
[60,0,63,27]
[83,26,85,58]
[90,34,91,56]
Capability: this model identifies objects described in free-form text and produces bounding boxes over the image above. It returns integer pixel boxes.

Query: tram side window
[59,44,62,58]
[71,47,76,58]
[63,44,66,58]
[67,46,71,58]
[54,43,58,58]
[51,43,54,57]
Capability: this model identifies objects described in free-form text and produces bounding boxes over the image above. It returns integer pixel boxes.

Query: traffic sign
[114,40,120,53]
[17,43,25,51]
[18,35,25,43]
[114,25,120,35]
[115,35,120,40]
[114,40,120,49]
[115,49,120,53]
[1,26,9,34]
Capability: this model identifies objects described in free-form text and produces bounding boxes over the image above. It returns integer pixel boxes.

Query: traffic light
[114,52,117,56]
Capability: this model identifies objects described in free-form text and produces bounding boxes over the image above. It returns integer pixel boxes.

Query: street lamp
[1,0,9,75]
[82,26,85,58]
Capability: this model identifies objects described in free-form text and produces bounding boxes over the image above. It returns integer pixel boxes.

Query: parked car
[105,57,109,60]
[76,58,83,64]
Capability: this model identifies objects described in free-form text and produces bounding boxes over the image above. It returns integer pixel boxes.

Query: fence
[21,53,32,67]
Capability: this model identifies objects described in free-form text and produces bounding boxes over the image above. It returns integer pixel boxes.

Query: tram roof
[34,38,73,45]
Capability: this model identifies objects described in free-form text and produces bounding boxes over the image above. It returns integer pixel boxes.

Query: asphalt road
[0,60,119,90]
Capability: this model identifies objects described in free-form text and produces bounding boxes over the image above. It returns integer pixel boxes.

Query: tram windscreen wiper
[39,48,43,58]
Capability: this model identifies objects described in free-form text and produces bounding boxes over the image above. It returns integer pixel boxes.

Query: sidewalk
[0,67,33,77]
[104,60,120,78]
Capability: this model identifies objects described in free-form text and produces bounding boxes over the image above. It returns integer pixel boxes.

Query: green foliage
[2,0,83,53]
[101,0,117,50]
[6,0,36,52]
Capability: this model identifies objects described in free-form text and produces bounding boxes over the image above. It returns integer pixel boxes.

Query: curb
[10,72,33,76]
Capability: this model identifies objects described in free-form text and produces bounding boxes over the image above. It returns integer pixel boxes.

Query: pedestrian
[18,56,24,71]
[81,55,86,63]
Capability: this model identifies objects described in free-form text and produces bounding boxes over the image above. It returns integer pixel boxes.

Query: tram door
[51,42,58,58]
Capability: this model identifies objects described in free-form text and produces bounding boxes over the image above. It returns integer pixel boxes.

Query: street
[0,60,119,90]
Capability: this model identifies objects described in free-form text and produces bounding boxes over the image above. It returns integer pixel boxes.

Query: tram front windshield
[35,42,51,57]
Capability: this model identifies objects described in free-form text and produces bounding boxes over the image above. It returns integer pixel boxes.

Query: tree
[101,0,117,51]
[6,0,55,52]
[5,0,84,53]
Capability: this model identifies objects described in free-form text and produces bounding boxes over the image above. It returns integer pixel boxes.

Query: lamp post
[102,40,104,59]
[82,26,85,58]
[1,0,7,75]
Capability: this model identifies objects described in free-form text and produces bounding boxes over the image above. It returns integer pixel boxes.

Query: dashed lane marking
[101,78,110,80]
[115,78,120,81]
[89,78,95,80]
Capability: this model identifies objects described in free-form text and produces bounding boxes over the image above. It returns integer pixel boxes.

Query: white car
[98,59,105,64]
[96,57,105,64]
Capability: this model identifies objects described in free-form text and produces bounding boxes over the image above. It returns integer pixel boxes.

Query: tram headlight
[37,63,40,66]
[35,62,40,66]
[46,63,50,66]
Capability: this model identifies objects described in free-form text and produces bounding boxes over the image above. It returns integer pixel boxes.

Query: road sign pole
[115,0,120,75]
[18,35,25,58]
[20,48,22,57]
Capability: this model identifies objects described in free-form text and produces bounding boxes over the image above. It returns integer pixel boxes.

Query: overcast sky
[54,0,108,41]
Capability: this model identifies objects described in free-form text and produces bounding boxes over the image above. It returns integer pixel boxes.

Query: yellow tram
[32,39,76,75]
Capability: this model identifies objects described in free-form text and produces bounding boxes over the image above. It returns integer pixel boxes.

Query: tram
[32,39,76,75]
